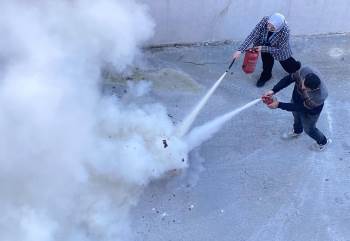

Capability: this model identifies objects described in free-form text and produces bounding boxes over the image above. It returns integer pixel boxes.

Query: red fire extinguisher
[242,48,259,74]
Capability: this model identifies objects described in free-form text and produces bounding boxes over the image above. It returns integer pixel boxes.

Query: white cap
[268,13,286,32]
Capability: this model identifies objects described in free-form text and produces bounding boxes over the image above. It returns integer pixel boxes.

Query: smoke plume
[0,1,187,240]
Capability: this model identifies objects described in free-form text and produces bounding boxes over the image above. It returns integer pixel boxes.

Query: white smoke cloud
[126,80,152,97]
[0,1,188,240]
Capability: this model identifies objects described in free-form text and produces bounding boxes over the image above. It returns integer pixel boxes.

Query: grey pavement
[115,34,350,241]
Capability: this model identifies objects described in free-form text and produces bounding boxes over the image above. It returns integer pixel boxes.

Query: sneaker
[311,138,332,152]
[282,130,302,140]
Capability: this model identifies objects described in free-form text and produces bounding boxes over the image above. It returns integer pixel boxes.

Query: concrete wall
[141,0,350,45]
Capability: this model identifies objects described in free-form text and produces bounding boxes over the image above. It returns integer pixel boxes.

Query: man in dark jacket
[232,13,300,87]
[263,66,331,151]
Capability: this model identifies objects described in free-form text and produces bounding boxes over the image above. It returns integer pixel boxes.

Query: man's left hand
[267,99,279,109]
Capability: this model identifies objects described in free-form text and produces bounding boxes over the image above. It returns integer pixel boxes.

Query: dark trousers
[292,109,327,145]
[260,53,299,81]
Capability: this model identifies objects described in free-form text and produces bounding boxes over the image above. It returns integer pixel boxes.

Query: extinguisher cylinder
[242,48,259,74]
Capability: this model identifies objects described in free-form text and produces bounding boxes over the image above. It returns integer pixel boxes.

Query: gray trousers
[292,110,327,145]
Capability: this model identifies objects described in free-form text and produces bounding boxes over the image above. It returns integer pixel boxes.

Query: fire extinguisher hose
[227,58,236,72]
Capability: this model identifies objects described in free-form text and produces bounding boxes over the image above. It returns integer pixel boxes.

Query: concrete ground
[126,34,350,241]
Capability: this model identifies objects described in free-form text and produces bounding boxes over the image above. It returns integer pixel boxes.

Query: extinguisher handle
[246,47,259,52]
[227,58,236,71]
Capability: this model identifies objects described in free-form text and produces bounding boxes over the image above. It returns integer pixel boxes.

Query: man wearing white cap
[233,13,300,87]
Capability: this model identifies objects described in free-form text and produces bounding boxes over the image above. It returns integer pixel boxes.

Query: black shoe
[256,73,272,87]
[256,79,267,87]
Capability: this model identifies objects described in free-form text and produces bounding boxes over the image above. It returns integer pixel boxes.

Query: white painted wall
[141,0,350,45]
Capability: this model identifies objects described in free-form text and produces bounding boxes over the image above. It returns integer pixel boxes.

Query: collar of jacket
[263,25,286,45]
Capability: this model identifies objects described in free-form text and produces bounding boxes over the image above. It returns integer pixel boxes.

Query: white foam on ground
[324,101,334,135]
[328,48,344,58]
